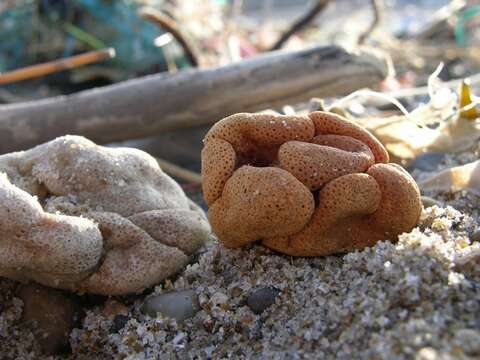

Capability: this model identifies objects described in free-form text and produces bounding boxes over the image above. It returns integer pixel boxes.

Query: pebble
[408,152,446,172]
[18,283,82,355]
[471,229,480,243]
[142,289,200,322]
[102,299,129,320]
[210,292,228,306]
[454,328,480,355]
[246,287,280,314]
[112,314,130,333]
[417,347,439,360]
[308,98,325,112]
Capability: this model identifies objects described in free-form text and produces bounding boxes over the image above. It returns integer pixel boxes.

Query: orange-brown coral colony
[201,111,422,256]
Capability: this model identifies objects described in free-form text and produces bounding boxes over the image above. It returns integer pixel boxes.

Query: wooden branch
[358,0,384,45]
[139,7,199,67]
[155,158,202,184]
[270,0,330,51]
[0,48,115,85]
[0,45,388,153]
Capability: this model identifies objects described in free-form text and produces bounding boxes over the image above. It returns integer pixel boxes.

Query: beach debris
[0,136,210,295]
[155,157,202,184]
[139,7,199,67]
[351,71,480,162]
[246,287,281,314]
[142,289,200,322]
[18,283,82,355]
[459,79,479,119]
[202,111,421,256]
[418,159,480,196]
[269,0,330,50]
[357,0,383,45]
[355,103,480,162]
[0,48,115,85]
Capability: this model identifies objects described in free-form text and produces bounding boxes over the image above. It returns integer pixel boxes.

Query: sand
[2,140,480,360]
[1,202,480,359]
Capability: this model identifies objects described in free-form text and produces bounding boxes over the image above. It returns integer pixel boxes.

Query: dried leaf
[418,160,480,195]
[357,110,480,161]
[459,79,479,119]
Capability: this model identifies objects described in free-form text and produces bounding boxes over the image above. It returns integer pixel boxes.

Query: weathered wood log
[0,45,388,153]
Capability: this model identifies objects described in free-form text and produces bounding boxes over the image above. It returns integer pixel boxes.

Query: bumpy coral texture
[0,136,210,295]
[202,112,421,256]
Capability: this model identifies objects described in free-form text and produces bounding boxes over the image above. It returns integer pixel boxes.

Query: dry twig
[139,7,199,67]
[358,0,384,44]
[0,48,115,85]
[270,0,330,51]
[155,158,202,183]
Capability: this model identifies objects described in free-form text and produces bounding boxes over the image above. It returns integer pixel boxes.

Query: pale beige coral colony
[0,136,211,295]
[202,111,422,256]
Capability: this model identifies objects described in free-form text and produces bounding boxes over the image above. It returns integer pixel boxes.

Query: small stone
[102,299,129,320]
[247,287,280,314]
[112,314,130,333]
[308,98,325,112]
[454,328,480,355]
[142,289,200,322]
[210,292,228,306]
[408,152,446,172]
[416,347,439,360]
[18,283,82,355]
[471,229,480,243]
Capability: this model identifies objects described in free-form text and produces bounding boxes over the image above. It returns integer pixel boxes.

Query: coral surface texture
[202,111,422,256]
[0,136,210,295]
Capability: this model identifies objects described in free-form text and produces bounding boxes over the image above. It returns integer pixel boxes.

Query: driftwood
[0,45,388,153]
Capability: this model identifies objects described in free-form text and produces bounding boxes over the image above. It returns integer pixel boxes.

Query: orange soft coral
[201,111,421,256]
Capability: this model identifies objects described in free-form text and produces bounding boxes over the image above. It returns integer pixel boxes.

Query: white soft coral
[0,136,210,295]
